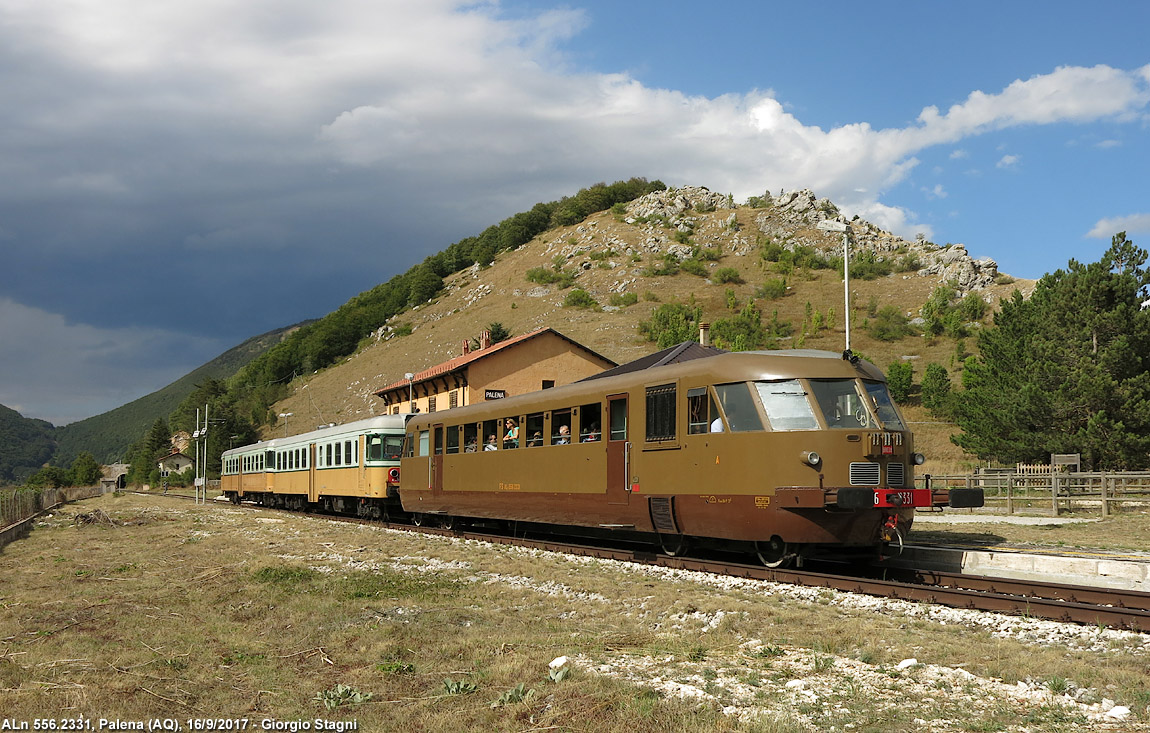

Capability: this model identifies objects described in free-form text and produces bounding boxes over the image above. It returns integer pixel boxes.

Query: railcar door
[432,424,444,494]
[607,394,630,506]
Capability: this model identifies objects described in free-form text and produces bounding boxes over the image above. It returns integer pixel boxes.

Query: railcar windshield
[862,381,906,431]
[754,380,819,431]
[367,434,405,462]
[809,379,873,429]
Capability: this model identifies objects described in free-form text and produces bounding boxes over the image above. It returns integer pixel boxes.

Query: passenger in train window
[484,434,498,451]
[710,414,724,432]
[582,423,600,442]
[528,431,543,447]
[555,424,570,444]
[503,418,519,449]
[464,437,477,453]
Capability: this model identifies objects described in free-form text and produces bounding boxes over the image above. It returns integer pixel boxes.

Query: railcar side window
[863,381,906,430]
[809,379,872,429]
[434,427,444,455]
[755,380,819,431]
[525,412,544,447]
[403,433,414,458]
[609,399,627,441]
[579,403,601,442]
[645,384,676,442]
[445,426,460,454]
[714,384,764,431]
[482,419,499,451]
[687,387,718,434]
[418,430,430,457]
[551,409,572,445]
[463,423,478,452]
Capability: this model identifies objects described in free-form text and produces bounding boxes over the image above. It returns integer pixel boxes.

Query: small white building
[158,452,194,478]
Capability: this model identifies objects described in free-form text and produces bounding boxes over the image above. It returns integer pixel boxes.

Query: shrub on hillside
[563,289,599,310]
[713,267,743,284]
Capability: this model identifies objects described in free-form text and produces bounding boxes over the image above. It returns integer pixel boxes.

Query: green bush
[563,289,599,309]
[886,361,913,403]
[608,292,639,307]
[643,253,680,277]
[868,306,917,341]
[639,302,702,347]
[680,259,708,277]
[713,267,743,284]
[756,277,788,300]
[525,266,561,284]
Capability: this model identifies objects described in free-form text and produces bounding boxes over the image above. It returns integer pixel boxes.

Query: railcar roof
[405,349,886,427]
[222,413,409,457]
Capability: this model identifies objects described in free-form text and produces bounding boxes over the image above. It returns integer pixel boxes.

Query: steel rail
[150,493,1150,630]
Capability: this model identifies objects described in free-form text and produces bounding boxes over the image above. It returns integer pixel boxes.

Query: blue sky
[1,0,1148,425]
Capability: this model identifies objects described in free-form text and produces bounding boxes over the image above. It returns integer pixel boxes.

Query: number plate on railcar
[872,488,931,508]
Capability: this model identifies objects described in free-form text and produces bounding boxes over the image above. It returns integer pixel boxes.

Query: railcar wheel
[659,533,690,557]
[755,537,794,568]
[440,515,455,530]
[412,513,425,527]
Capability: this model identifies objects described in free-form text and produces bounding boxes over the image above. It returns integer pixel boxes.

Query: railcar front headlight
[801,451,821,467]
[912,453,926,465]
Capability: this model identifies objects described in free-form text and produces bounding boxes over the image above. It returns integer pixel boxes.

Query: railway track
[155,492,1150,630]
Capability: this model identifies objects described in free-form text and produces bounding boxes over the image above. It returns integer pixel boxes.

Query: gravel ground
[283,522,1149,731]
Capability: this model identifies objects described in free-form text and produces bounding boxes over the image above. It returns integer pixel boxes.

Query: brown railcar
[400,349,981,565]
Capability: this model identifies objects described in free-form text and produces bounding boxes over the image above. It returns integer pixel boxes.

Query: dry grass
[2,494,1146,731]
[910,508,1150,553]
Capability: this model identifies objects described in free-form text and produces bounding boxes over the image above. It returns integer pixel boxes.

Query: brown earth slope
[269,186,1033,473]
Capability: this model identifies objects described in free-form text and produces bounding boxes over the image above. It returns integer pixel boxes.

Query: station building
[374,327,617,415]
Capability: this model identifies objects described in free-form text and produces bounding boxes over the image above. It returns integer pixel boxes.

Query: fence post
[1051,471,1059,516]
[1006,475,1015,514]
[1100,474,1110,517]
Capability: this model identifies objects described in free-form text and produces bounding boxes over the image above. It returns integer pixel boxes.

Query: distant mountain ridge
[0,403,55,484]
[50,323,307,467]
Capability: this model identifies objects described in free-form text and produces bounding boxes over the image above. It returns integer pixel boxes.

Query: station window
[551,409,572,445]
[714,383,765,431]
[645,384,676,442]
[429,395,437,413]
[449,390,458,408]
[687,387,720,434]
[579,403,601,442]
[525,412,544,447]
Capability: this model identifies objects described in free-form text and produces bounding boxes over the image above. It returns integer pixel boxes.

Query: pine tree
[953,233,1150,468]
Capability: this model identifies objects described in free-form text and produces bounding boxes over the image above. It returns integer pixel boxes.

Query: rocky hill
[269,185,1030,471]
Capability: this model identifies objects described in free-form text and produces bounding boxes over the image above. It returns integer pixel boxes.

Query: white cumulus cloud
[1087,214,1150,239]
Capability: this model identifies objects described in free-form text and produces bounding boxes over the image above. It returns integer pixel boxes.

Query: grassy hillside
[0,403,56,484]
[268,186,1032,473]
[52,324,306,466]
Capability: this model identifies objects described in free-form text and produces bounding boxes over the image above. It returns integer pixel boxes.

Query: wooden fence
[0,485,108,532]
[917,471,1150,516]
